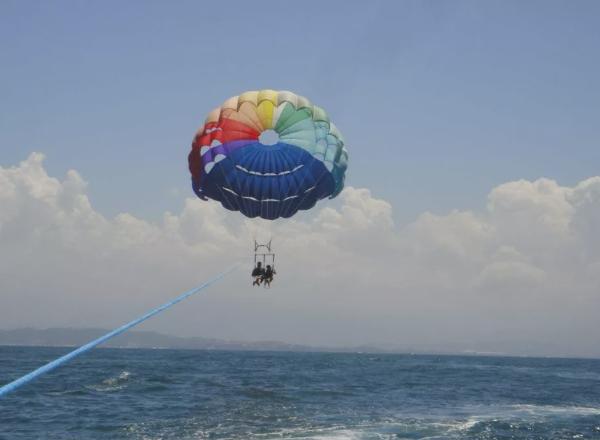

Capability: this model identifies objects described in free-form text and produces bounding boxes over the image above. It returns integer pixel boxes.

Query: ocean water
[1,347,599,439]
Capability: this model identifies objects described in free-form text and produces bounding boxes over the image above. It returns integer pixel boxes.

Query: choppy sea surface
[1,347,599,439]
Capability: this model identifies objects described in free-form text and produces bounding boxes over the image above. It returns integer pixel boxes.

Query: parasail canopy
[188,90,348,220]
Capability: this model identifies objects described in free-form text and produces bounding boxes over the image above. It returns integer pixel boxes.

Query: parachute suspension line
[0,264,240,399]
[269,240,276,270]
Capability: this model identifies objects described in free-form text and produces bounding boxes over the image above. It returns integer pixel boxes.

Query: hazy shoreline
[2,328,598,360]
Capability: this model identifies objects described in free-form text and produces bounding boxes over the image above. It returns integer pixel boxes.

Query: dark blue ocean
[1,347,599,439]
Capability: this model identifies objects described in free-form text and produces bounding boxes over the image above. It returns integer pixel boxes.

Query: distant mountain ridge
[0,328,376,353]
[1,328,596,359]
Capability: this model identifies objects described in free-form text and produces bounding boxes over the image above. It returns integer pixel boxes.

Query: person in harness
[262,264,276,288]
[252,262,265,286]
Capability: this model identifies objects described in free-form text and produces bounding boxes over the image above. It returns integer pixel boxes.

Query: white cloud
[1,153,599,357]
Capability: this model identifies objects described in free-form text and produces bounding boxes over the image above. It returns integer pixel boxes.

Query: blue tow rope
[0,264,239,398]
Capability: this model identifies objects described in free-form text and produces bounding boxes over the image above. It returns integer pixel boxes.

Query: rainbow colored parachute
[188,90,348,220]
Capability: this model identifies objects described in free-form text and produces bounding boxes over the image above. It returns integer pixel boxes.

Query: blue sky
[1,0,599,223]
[3,1,600,355]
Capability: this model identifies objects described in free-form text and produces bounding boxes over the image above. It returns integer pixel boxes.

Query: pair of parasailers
[251,262,276,287]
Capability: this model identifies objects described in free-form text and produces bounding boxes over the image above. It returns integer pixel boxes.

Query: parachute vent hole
[259,129,279,146]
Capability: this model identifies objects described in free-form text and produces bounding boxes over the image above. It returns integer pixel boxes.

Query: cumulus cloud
[1,153,599,357]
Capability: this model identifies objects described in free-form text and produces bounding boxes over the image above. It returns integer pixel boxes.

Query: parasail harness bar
[254,240,275,269]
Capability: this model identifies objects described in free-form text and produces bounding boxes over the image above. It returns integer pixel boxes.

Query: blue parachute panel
[197,141,335,219]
